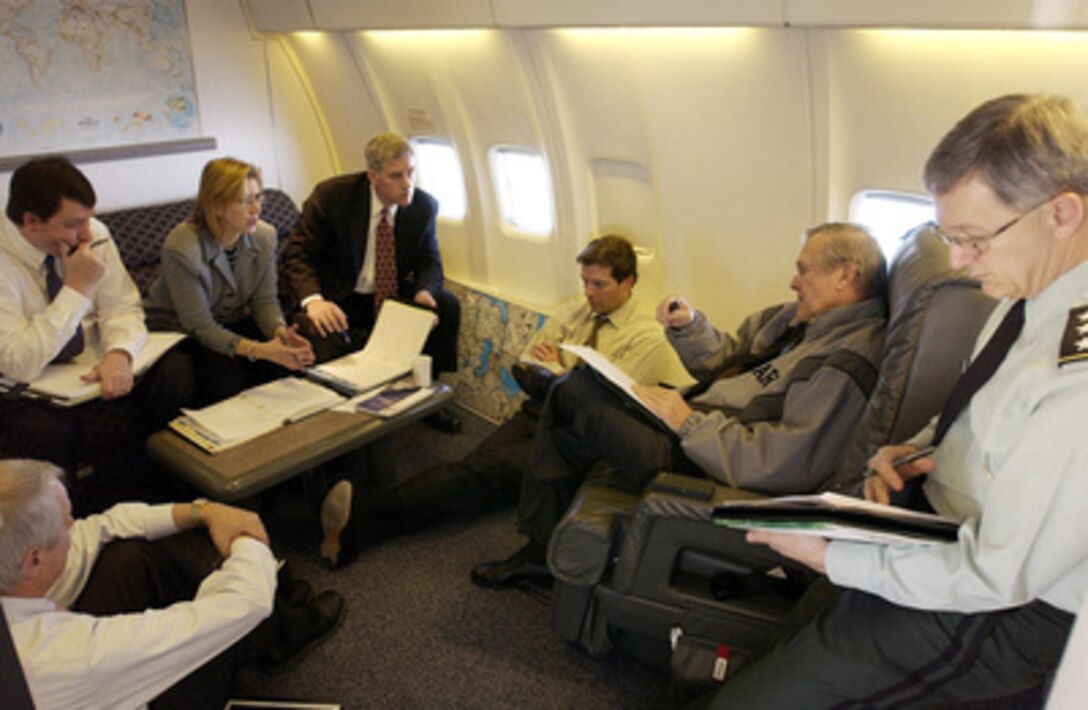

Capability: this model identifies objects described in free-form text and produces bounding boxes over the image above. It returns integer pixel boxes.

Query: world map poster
[0,0,201,158]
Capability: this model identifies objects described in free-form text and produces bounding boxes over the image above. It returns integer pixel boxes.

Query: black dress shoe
[258,589,346,675]
[471,543,552,589]
[425,408,463,434]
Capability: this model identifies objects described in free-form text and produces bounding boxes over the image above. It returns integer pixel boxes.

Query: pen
[891,445,937,468]
[67,239,108,256]
[338,330,351,344]
[860,445,936,479]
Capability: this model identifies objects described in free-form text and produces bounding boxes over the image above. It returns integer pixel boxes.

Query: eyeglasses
[931,196,1053,255]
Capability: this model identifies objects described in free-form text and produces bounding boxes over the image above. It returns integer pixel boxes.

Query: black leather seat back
[828,224,994,494]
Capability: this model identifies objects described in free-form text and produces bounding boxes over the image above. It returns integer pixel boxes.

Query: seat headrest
[827,223,995,493]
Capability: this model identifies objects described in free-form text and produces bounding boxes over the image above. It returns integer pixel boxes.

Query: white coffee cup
[412,354,433,388]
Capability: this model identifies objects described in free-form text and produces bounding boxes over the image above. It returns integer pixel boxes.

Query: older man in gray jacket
[472,222,888,588]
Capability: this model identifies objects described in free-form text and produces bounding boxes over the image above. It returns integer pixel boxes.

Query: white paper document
[0,331,185,407]
[306,300,436,396]
[559,343,675,435]
[172,377,345,452]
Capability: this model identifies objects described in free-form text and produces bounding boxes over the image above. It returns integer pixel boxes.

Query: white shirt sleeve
[17,536,276,710]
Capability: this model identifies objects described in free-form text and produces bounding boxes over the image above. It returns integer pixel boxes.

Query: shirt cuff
[300,294,323,308]
[825,540,882,590]
[677,411,705,439]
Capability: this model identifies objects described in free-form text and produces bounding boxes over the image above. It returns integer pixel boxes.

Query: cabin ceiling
[245,0,1088,31]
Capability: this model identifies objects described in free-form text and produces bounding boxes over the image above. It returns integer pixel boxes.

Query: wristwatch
[191,497,209,524]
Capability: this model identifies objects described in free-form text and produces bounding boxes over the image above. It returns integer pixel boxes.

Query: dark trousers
[0,350,198,516]
[297,289,461,376]
[71,532,259,710]
[517,368,697,545]
[175,318,288,407]
[355,404,538,543]
[72,532,321,710]
[707,579,1072,709]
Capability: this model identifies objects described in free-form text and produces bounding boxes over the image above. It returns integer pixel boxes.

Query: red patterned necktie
[44,255,85,362]
[373,207,397,318]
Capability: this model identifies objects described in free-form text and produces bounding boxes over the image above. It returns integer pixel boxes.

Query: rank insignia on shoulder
[1058,305,1088,367]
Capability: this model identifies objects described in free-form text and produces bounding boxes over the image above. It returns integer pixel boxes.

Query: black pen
[861,445,936,478]
[68,238,108,256]
[891,445,937,468]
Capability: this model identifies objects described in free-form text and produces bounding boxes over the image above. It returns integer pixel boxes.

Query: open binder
[170,377,345,453]
[0,331,185,407]
[304,299,436,397]
[712,492,960,545]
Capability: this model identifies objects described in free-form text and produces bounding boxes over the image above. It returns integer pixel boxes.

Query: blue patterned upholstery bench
[96,187,300,294]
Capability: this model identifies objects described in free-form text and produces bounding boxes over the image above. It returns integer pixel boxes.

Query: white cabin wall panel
[351,31,564,306]
[245,0,316,31]
[493,0,784,28]
[537,29,813,328]
[822,30,1088,221]
[786,0,1088,30]
[283,33,383,177]
[309,0,495,29]
[530,31,657,297]
[264,39,336,205]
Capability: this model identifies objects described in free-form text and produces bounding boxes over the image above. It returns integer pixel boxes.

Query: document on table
[354,380,439,418]
[0,331,185,407]
[712,492,961,545]
[305,300,436,396]
[170,377,345,453]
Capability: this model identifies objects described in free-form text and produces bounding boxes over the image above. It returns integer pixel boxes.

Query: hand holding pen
[59,238,108,296]
[655,294,694,328]
[863,444,937,506]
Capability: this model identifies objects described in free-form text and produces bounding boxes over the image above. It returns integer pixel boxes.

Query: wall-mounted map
[0,0,200,159]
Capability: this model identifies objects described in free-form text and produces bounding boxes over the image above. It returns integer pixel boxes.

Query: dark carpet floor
[232,405,672,709]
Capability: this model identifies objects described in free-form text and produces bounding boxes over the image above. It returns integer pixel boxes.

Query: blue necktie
[44,255,85,362]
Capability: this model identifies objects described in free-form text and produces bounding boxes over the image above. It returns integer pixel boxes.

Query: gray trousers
[709,580,1072,709]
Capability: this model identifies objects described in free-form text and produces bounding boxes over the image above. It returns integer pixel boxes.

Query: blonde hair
[191,157,263,238]
[365,133,413,172]
[0,460,65,592]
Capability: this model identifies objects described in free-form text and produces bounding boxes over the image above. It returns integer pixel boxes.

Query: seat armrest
[548,479,642,585]
[611,475,797,597]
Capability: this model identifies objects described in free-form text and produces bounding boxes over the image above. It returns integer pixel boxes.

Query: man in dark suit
[282,132,461,432]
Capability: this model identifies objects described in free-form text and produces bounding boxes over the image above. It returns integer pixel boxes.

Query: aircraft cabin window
[849,190,935,258]
[410,138,467,221]
[489,147,555,237]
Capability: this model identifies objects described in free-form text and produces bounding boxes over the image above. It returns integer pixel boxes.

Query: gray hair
[805,222,888,301]
[924,93,1088,209]
[365,132,413,173]
[0,460,65,592]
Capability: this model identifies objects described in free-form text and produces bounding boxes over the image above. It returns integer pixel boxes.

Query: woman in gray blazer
[145,158,314,404]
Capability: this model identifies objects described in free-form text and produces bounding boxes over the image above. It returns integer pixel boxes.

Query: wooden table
[147,384,453,501]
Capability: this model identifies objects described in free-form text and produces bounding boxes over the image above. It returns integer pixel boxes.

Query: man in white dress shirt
[0,157,194,514]
[709,94,1088,707]
[0,458,344,709]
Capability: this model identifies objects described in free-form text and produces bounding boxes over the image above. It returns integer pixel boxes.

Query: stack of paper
[171,377,344,453]
[305,300,436,396]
